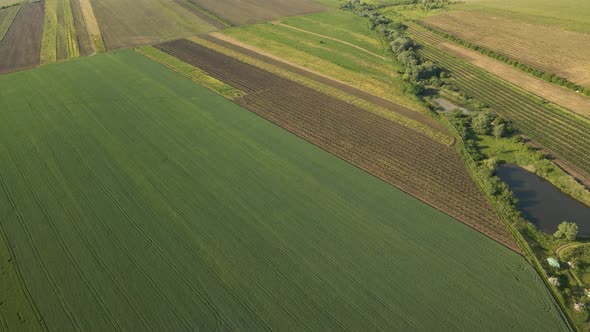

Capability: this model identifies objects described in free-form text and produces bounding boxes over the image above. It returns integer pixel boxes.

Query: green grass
[457,0,590,33]
[0,49,571,331]
[135,45,244,99]
[281,11,386,55]
[409,24,590,178]
[478,135,590,207]
[40,0,58,64]
[222,13,425,111]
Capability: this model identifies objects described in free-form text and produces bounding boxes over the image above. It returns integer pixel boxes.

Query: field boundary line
[77,0,105,52]
[443,117,577,331]
[135,46,245,99]
[201,33,451,142]
[409,23,590,118]
[274,21,389,61]
[0,4,21,43]
[416,20,590,96]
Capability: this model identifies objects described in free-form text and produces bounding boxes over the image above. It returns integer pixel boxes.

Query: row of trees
[342,1,445,96]
[420,23,590,97]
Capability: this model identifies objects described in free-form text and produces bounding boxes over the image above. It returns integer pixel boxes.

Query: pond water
[496,164,590,237]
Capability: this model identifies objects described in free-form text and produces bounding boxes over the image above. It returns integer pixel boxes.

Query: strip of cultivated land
[155,38,518,250]
[421,11,590,87]
[41,0,88,63]
[459,0,590,34]
[0,2,44,74]
[186,0,327,25]
[409,23,590,118]
[78,0,105,51]
[0,5,19,41]
[0,49,570,331]
[220,12,425,112]
[201,33,447,135]
[89,0,216,49]
[409,25,590,181]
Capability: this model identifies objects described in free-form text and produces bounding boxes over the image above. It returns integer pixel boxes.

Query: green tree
[493,123,506,139]
[472,112,493,135]
[554,221,578,241]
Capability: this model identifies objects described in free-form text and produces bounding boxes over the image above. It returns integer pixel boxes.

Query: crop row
[410,28,590,177]
[155,39,520,251]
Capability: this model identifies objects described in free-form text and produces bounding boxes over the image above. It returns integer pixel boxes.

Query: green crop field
[0,49,570,330]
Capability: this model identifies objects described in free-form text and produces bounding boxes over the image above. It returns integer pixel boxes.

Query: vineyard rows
[410,27,590,177]
[155,39,520,251]
[421,11,590,85]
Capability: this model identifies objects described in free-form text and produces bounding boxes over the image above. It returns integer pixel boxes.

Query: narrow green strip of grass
[136,45,244,99]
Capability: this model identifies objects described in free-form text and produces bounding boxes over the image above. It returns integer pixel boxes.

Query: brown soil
[155,38,521,253]
[422,11,590,87]
[173,0,227,29]
[187,0,327,26]
[202,33,448,135]
[435,41,590,118]
[0,2,44,74]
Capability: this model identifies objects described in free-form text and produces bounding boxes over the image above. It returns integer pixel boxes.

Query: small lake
[496,164,590,237]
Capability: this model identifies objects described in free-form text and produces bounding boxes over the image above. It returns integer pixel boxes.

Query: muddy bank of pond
[496,164,590,236]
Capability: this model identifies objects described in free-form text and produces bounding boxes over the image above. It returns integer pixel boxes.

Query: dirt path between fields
[273,21,389,61]
[436,41,590,118]
[204,33,447,134]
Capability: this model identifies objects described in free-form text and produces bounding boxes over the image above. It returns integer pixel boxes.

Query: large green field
[0,50,570,331]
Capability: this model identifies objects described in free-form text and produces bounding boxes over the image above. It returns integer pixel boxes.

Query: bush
[554,222,578,241]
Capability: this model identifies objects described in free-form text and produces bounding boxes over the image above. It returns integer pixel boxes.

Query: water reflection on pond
[496,164,590,236]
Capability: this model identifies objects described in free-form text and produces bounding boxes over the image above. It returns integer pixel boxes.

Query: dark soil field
[188,0,327,25]
[201,34,447,134]
[155,39,519,252]
[0,2,44,74]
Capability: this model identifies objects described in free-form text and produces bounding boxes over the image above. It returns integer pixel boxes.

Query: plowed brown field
[187,0,326,25]
[0,2,44,74]
[155,39,520,252]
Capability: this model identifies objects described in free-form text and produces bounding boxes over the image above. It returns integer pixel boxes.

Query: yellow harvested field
[78,0,100,37]
[422,11,590,86]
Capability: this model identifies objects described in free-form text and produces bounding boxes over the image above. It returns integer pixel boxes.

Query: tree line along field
[408,24,590,181]
[420,37,590,118]
[421,11,590,87]
[220,11,425,112]
[155,38,518,251]
[0,47,571,331]
[458,0,590,34]
[0,2,44,74]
